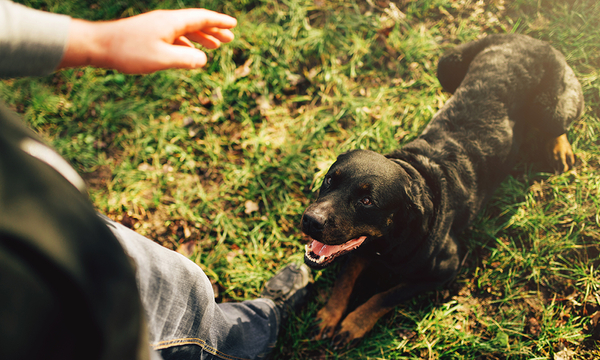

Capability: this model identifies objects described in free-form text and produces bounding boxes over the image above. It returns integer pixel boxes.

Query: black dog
[301,34,584,347]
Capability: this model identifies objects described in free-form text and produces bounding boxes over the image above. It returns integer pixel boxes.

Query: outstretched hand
[58,9,237,74]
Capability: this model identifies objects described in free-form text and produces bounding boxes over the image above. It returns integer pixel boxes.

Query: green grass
[3,0,600,358]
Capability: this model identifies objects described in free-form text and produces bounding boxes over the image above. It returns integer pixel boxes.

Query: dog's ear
[390,179,433,240]
[407,180,434,235]
[386,156,436,238]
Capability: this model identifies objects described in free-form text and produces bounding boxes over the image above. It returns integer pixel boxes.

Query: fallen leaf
[525,317,541,336]
[137,163,154,171]
[120,212,135,229]
[306,68,319,81]
[245,200,259,214]
[377,23,395,38]
[235,58,253,78]
[169,112,184,122]
[398,329,416,340]
[286,72,303,86]
[383,2,406,22]
[183,117,194,127]
[198,95,212,106]
[554,347,575,360]
[177,241,196,257]
[226,249,244,262]
[255,95,272,112]
[183,222,192,238]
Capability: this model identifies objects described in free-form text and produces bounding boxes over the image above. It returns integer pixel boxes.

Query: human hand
[58,9,237,74]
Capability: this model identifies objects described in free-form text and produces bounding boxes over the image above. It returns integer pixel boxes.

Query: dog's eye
[360,196,373,206]
[324,176,332,186]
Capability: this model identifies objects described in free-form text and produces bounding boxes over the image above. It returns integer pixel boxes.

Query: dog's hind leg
[314,254,370,340]
[548,133,575,174]
[527,49,583,173]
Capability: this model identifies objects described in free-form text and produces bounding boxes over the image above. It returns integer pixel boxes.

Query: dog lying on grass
[301,34,584,347]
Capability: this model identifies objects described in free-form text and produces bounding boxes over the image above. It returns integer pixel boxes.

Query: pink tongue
[310,236,367,257]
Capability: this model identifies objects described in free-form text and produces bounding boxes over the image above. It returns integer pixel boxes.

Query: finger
[195,27,235,43]
[185,32,221,49]
[174,36,196,48]
[159,44,208,69]
[169,9,237,34]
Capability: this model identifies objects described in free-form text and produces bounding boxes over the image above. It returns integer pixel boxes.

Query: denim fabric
[103,217,280,360]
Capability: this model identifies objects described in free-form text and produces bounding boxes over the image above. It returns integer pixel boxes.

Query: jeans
[103,216,280,360]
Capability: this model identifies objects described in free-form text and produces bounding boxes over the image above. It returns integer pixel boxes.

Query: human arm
[58,9,237,74]
[0,1,237,78]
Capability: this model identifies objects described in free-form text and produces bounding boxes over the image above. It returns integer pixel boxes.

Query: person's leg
[102,216,283,360]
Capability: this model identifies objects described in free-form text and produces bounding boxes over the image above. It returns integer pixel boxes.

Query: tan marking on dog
[548,133,575,174]
[333,283,408,347]
[314,255,371,340]
[386,215,393,226]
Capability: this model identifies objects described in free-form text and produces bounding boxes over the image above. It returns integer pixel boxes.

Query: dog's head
[302,149,433,269]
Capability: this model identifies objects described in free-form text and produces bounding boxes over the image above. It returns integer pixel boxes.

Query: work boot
[260,263,311,327]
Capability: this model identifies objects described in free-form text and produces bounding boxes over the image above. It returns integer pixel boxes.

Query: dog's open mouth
[304,236,367,268]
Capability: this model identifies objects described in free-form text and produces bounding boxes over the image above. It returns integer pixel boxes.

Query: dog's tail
[436,34,515,94]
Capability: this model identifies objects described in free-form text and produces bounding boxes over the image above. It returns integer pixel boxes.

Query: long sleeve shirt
[0,0,70,78]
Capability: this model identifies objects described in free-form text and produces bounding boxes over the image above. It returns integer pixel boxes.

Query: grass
[3,0,600,358]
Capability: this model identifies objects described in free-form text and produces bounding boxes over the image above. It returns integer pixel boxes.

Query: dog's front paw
[330,312,373,349]
[313,306,343,340]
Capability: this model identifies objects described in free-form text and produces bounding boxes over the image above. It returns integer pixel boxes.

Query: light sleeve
[0,0,71,78]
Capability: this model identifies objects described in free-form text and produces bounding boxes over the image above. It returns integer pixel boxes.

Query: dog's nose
[302,211,326,238]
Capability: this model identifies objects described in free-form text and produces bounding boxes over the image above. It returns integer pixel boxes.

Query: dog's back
[437,34,583,134]
[388,34,584,231]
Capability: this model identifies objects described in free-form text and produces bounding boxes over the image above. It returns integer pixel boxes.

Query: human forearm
[0,1,236,78]
[58,9,237,74]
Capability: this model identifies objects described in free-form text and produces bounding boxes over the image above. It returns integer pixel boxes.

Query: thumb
[160,44,208,69]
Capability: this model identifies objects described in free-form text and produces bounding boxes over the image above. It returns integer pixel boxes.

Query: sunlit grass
[3,0,600,358]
